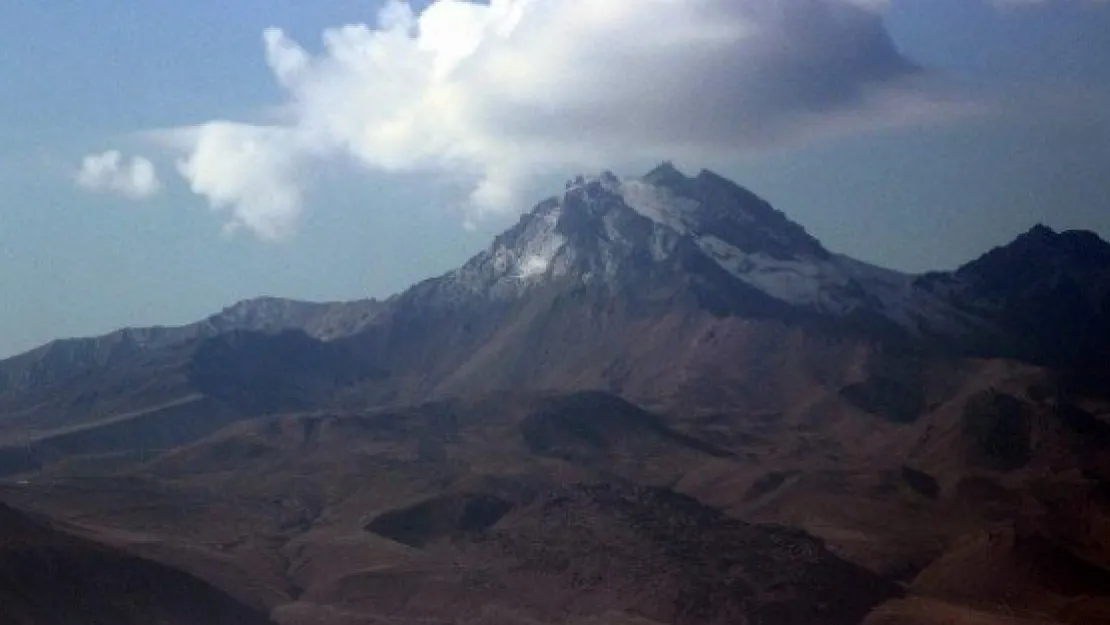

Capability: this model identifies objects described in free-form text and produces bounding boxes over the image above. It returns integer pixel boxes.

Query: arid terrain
[1,167,1109,624]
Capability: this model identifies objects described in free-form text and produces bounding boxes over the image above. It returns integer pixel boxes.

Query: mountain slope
[9,372,1107,625]
[6,164,1109,401]
[355,483,901,625]
[2,164,1109,476]
[922,224,1110,365]
[2,391,900,625]
[0,296,386,397]
[0,501,274,625]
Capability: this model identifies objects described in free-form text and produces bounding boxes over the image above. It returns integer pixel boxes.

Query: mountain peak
[1013,223,1110,249]
[1025,223,1057,238]
[961,224,1110,282]
[643,161,691,187]
[554,166,828,258]
[440,166,931,326]
[416,166,1100,358]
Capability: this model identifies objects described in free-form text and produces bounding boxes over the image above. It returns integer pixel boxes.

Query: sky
[1,0,1109,357]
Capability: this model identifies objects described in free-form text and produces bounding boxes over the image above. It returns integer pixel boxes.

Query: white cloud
[75,150,162,200]
[173,122,305,240]
[159,0,968,239]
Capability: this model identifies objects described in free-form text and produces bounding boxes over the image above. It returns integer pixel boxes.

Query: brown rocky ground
[0,501,273,625]
[0,364,1107,624]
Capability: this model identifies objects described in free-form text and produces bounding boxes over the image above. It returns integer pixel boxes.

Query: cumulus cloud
[159,0,967,239]
[75,150,162,200]
[173,123,305,240]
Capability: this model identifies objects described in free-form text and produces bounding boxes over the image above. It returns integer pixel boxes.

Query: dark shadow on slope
[365,492,515,548]
[188,329,385,414]
[0,447,41,477]
[519,391,734,461]
[900,465,940,499]
[0,502,274,625]
[841,376,927,424]
[960,391,1033,472]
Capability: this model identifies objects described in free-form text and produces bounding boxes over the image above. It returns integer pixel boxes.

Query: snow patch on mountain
[619,179,700,235]
[695,235,851,311]
[693,232,983,334]
[441,198,571,299]
[440,166,994,337]
[609,171,983,336]
[493,203,567,282]
[516,255,552,279]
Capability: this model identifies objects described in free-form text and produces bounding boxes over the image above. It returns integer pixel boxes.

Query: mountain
[0,297,386,473]
[3,164,1110,471]
[920,224,1110,366]
[2,164,1109,471]
[317,165,1109,408]
[4,164,1107,407]
[397,164,978,338]
[0,296,386,396]
[415,165,1110,365]
[1,163,1110,624]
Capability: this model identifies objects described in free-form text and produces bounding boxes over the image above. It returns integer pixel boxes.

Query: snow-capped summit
[446,164,822,291]
[429,164,979,339]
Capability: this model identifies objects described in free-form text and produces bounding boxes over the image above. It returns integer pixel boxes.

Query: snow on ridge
[828,254,992,335]
[519,202,566,277]
[618,178,699,236]
[694,235,979,334]
[492,200,567,285]
[556,171,700,238]
[696,235,855,312]
[612,175,867,315]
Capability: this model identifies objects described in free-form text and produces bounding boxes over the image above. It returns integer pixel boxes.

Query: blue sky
[1,0,1109,356]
